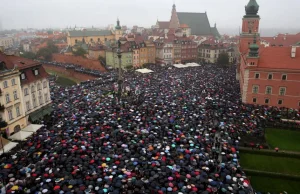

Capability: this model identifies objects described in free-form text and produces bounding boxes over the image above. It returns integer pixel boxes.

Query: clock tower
[240,0,260,54]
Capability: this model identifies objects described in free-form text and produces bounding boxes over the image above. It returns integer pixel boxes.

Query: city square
[0,0,300,193]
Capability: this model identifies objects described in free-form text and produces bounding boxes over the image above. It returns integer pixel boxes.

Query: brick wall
[43,64,98,82]
[52,54,106,72]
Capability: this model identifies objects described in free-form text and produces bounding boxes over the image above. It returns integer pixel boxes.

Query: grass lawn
[46,69,81,84]
[265,128,300,152]
[56,77,76,87]
[239,153,300,176]
[249,175,300,194]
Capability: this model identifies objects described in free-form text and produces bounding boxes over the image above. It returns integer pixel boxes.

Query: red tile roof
[21,65,49,85]
[4,54,49,84]
[180,24,189,28]
[158,21,170,29]
[258,47,300,70]
[261,33,300,47]
[0,52,15,69]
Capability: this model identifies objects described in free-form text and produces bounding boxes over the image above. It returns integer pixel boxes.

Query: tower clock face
[248,21,254,30]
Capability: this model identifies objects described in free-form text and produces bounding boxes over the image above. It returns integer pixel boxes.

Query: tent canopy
[8,131,33,141]
[135,68,154,74]
[22,124,43,133]
[0,137,18,155]
[173,63,201,68]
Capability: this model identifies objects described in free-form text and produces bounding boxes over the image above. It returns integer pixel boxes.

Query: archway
[14,125,21,133]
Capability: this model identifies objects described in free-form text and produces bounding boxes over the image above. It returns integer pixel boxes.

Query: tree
[217,52,229,67]
[36,40,59,61]
[20,51,36,59]
[72,47,87,57]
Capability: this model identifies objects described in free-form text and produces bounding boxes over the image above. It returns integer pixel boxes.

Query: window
[90,38,93,42]
[37,83,41,90]
[5,93,10,103]
[268,73,273,80]
[39,92,43,105]
[252,98,257,103]
[34,69,39,75]
[266,86,272,95]
[252,85,259,94]
[282,74,287,80]
[265,99,269,104]
[299,102,300,107]
[278,100,283,105]
[75,39,78,43]
[105,38,107,41]
[8,109,13,120]
[279,87,286,96]
[255,73,260,79]
[43,81,47,88]
[13,90,18,100]
[98,38,100,42]
[26,101,30,111]
[16,106,21,117]
[21,73,26,80]
[3,81,8,88]
[24,88,29,96]
[11,79,16,86]
[31,85,35,93]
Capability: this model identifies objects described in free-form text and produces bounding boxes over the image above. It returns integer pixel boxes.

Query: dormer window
[21,73,26,80]
[34,69,39,76]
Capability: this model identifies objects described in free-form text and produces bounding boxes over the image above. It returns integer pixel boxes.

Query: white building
[0,36,14,49]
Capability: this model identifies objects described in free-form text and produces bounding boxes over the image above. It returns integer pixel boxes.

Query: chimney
[291,46,296,58]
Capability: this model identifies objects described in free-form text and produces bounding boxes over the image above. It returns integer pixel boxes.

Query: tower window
[282,74,287,80]
[265,99,269,104]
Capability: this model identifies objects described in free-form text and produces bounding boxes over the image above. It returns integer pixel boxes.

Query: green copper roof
[245,0,259,16]
[177,12,212,35]
[69,30,112,37]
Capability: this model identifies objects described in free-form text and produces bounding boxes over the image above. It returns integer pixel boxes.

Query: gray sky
[1,0,300,35]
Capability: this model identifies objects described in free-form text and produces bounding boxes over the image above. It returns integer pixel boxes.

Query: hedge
[239,147,300,159]
[244,169,300,181]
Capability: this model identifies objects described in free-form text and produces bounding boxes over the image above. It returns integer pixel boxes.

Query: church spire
[169,3,180,29]
[115,18,121,30]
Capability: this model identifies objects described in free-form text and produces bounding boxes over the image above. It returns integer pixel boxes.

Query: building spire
[249,33,259,57]
[115,18,121,30]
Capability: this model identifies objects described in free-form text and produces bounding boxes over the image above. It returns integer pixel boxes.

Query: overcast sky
[1,0,300,35]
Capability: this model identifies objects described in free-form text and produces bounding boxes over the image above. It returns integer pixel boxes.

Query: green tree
[36,40,59,61]
[217,52,229,67]
[72,47,87,57]
[20,51,36,59]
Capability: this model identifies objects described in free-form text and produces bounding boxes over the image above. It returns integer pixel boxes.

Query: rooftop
[258,47,300,70]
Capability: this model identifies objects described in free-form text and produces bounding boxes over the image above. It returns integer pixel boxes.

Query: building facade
[0,36,14,49]
[0,68,27,136]
[238,0,300,109]
[6,55,52,124]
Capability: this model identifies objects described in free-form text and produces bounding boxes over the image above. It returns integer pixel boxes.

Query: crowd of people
[0,64,299,194]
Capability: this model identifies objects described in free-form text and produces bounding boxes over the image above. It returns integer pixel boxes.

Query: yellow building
[139,43,148,66]
[145,41,156,64]
[67,19,123,46]
[0,63,27,135]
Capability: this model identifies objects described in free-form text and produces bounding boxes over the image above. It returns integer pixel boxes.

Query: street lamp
[116,40,123,103]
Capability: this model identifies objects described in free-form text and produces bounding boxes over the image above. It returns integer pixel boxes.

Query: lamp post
[116,40,123,103]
